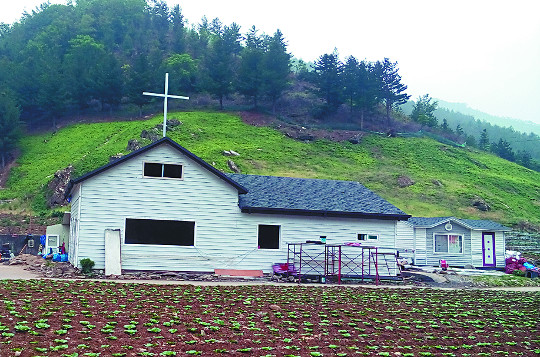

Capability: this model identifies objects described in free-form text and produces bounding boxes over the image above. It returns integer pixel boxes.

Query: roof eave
[241,206,411,220]
[410,217,511,231]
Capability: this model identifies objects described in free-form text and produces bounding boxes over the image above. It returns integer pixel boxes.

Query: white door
[105,229,122,276]
[482,232,495,267]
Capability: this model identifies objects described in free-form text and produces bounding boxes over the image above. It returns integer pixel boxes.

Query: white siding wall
[68,185,80,266]
[471,231,482,267]
[414,228,427,265]
[75,143,400,273]
[424,223,472,267]
[395,221,416,263]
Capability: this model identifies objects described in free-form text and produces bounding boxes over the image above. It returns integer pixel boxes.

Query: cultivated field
[0,280,538,356]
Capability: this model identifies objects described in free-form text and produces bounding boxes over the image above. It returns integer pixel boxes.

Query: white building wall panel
[471,231,506,268]
[470,231,483,267]
[395,221,416,262]
[495,232,506,268]
[68,185,80,266]
[414,228,427,265]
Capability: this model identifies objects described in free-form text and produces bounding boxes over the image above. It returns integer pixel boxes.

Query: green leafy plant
[79,258,95,275]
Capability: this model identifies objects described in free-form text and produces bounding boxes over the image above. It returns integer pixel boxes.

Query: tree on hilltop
[201,20,242,110]
[492,138,515,162]
[0,90,21,168]
[162,53,198,95]
[237,26,265,108]
[342,57,378,129]
[313,50,343,115]
[479,129,490,151]
[517,150,532,169]
[411,94,438,127]
[342,56,361,114]
[374,58,410,127]
[125,52,153,117]
[262,29,291,114]
[440,119,451,132]
[455,124,464,136]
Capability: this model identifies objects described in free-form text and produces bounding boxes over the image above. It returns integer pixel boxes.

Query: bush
[511,270,526,277]
[79,258,95,275]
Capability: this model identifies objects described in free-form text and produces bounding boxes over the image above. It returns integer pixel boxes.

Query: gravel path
[0,264,41,280]
[1,263,540,291]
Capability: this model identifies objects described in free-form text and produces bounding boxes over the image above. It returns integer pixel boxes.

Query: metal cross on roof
[143,73,189,138]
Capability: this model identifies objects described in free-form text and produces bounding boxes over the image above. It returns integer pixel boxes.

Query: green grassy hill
[2,111,539,226]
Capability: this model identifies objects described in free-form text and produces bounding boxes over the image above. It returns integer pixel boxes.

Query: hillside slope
[1,112,539,226]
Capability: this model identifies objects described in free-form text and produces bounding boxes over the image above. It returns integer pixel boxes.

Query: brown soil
[0,213,55,235]
[0,281,537,356]
[0,150,20,188]
[239,111,366,143]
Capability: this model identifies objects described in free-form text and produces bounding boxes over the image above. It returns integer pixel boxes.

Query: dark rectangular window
[144,163,162,177]
[163,164,183,178]
[125,218,194,246]
[258,224,280,249]
[144,163,183,179]
[358,234,378,241]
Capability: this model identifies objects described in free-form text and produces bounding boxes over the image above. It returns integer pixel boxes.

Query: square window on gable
[143,162,183,179]
[163,163,183,178]
[144,162,163,177]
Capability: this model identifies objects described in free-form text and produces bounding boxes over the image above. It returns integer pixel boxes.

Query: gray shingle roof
[226,174,409,219]
[408,217,510,231]
[408,217,453,227]
[459,219,511,231]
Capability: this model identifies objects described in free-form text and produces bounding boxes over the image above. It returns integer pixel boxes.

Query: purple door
[482,232,496,267]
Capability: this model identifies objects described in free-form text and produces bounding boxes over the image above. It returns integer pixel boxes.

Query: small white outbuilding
[397,217,509,268]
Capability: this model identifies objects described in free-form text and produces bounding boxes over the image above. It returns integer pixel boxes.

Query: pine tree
[374,58,410,127]
[517,150,532,168]
[0,90,21,168]
[356,61,378,130]
[492,138,515,162]
[465,135,477,148]
[237,26,265,108]
[342,56,360,114]
[479,129,490,151]
[201,21,241,110]
[411,94,437,127]
[313,50,343,114]
[169,5,186,54]
[440,119,451,132]
[455,124,464,136]
[262,29,291,114]
[126,52,153,117]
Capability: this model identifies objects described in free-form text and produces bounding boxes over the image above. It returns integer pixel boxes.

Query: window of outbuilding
[258,224,280,249]
[434,234,463,254]
[143,162,183,179]
[125,218,195,246]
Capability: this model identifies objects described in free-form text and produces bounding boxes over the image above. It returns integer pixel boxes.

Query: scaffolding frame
[287,243,326,282]
[287,243,401,284]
